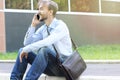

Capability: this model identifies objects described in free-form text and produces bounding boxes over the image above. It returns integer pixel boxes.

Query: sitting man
[10,0,72,80]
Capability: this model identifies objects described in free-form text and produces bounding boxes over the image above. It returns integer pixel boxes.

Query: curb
[85,60,120,64]
[80,76,120,80]
[1,60,120,64]
[0,60,15,63]
[1,60,120,80]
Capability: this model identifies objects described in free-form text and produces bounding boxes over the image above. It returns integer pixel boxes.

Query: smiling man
[10,0,72,80]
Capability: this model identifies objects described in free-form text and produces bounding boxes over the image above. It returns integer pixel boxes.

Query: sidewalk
[1,73,120,80]
[1,60,120,80]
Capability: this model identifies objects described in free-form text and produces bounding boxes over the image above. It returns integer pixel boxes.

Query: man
[10,0,72,80]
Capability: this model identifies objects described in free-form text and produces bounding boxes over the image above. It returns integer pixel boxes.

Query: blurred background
[0,0,120,52]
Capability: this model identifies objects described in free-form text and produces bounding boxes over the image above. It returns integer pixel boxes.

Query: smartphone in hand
[37,14,40,20]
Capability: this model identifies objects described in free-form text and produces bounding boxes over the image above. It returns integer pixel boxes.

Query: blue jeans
[10,47,67,80]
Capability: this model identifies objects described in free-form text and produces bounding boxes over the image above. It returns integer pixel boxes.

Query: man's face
[38,3,50,21]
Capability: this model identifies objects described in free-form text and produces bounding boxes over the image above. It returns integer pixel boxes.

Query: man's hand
[31,14,41,27]
[19,51,28,63]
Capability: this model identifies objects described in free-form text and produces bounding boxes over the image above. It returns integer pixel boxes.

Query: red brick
[0,0,4,9]
[0,36,6,53]
[0,11,5,53]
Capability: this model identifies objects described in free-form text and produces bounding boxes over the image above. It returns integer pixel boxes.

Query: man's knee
[38,47,50,55]
[37,47,54,61]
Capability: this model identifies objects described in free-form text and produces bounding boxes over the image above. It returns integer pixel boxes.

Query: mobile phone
[37,14,40,20]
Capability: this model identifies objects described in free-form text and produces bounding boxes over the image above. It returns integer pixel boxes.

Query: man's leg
[25,47,57,80]
[10,48,36,80]
[44,53,65,77]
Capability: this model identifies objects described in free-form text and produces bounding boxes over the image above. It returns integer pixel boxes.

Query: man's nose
[38,10,44,14]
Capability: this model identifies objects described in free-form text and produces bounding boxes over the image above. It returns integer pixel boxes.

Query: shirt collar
[47,18,57,29]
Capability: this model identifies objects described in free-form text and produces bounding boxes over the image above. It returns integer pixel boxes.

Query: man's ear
[49,10,53,16]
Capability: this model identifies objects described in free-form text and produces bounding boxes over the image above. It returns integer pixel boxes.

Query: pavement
[0,60,120,80]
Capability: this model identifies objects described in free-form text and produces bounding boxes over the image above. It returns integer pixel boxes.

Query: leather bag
[54,39,87,80]
[61,50,87,80]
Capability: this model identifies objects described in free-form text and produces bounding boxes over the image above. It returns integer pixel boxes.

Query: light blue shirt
[23,18,73,56]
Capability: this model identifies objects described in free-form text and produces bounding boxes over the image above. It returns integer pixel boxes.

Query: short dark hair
[38,0,58,16]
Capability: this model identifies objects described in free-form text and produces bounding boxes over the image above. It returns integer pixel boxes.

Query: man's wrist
[22,46,30,53]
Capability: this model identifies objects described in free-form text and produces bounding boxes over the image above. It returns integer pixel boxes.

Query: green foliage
[0,45,120,60]
[5,0,31,9]
[33,0,38,10]
[71,0,99,12]
[78,44,120,60]
[53,0,68,11]
[0,52,17,60]
[5,0,68,11]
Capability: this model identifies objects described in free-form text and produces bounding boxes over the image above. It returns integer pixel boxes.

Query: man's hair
[38,0,58,16]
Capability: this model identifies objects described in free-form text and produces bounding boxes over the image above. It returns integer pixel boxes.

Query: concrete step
[1,60,120,80]
[1,73,120,80]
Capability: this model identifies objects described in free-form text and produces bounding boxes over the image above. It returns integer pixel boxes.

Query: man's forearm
[23,26,36,46]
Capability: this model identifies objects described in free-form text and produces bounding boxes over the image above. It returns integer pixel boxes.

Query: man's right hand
[31,14,40,27]
[19,51,28,63]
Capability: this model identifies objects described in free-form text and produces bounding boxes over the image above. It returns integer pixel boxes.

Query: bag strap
[46,27,60,63]
[47,27,75,80]
[71,38,77,50]
[46,27,77,62]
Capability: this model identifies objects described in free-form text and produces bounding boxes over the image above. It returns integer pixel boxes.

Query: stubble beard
[40,17,47,22]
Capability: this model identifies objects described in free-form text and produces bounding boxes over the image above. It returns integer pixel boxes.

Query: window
[33,0,38,10]
[70,0,99,13]
[5,0,120,15]
[5,0,31,9]
[101,0,120,14]
[33,0,68,11]
[53,0,68,11]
